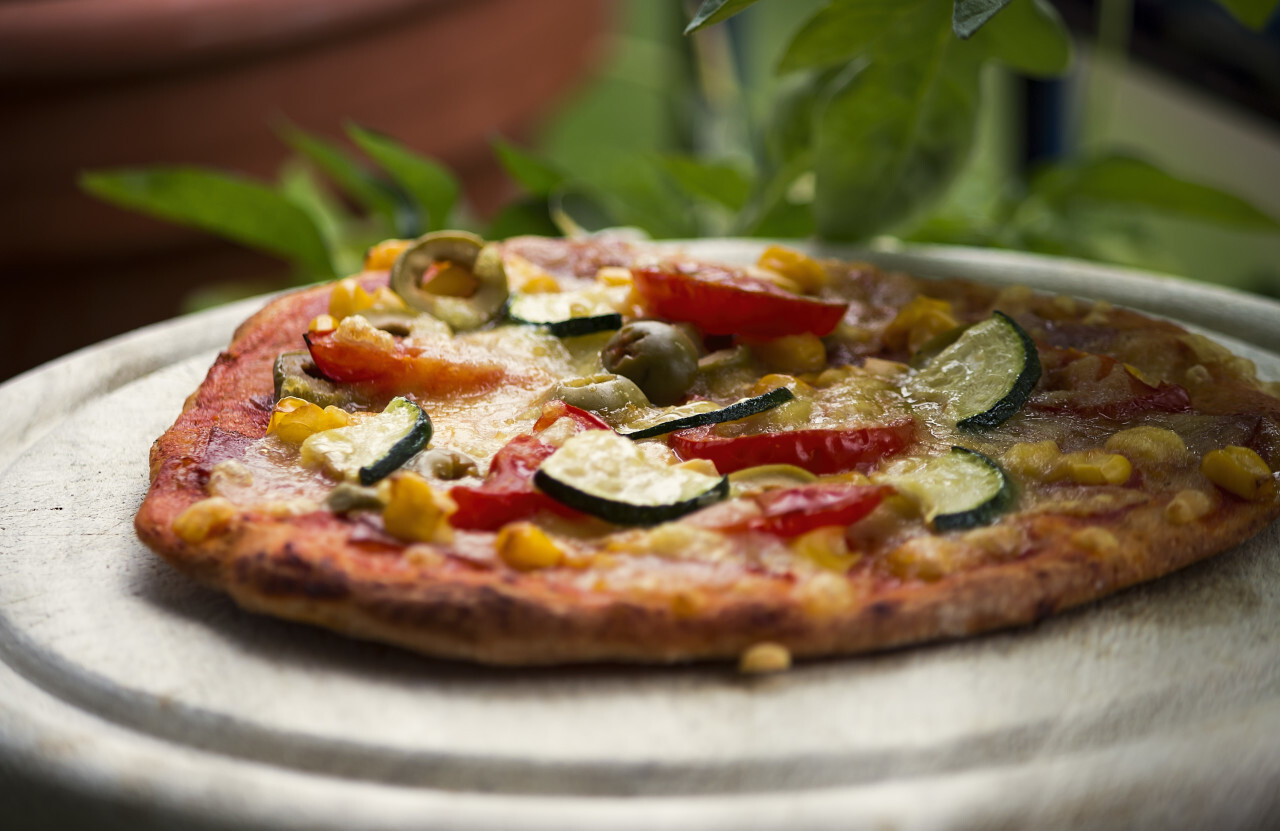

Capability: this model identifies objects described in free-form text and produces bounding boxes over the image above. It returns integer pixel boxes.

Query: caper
[601,321,698,406]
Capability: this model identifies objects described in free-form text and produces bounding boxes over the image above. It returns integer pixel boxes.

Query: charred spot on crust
[236,546,351,600]
[869,600,898,620]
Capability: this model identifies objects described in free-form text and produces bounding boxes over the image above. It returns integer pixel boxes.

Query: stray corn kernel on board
[134,233,1280,667]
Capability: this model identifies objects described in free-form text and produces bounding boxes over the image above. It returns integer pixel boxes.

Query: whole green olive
[601,321,698,406]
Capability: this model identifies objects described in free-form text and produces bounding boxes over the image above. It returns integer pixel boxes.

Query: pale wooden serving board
[2,244,1278,830]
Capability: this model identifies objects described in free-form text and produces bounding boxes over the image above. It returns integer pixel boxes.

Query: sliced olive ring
[390,230,509,331]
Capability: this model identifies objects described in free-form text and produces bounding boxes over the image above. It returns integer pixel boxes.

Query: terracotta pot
[0,0,609,380]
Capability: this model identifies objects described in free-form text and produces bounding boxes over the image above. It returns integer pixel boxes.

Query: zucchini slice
[621,387,796,440]
[878,446,1013,531]
[301,397,432,485]
[508,292,623,338]
[907,311,1041,429]
[534,430,728,525]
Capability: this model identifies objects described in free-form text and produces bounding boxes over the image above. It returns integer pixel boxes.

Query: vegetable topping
[631,264,848,338]
[907,310,1041,429]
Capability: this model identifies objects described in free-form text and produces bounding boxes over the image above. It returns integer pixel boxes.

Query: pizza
[134,232,1280,669]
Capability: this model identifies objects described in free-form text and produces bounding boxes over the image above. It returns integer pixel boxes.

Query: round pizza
[134,232,1280,668]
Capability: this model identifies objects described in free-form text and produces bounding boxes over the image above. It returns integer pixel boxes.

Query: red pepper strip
[448,404,607,531]
[670,420,915,475]
[748,484,890,538]
[448,436,565,530]
[305,330,510,397]
[631,265,848,338]
[533,400,613,432]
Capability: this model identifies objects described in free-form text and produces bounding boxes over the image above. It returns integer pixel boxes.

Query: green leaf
[347,124,460,233]
[685,0,764,34]
[970,0,1072,77]
[658,156,752,211]
[1214,0,1279,29]
[813,0,982,240]
[80,167,335,278]
[953,0,1013,38]
[492,137,566,197]
[279,124,413,236]
[485,197,561,240]
[778,0,930,73]
[1033,155,1280,232]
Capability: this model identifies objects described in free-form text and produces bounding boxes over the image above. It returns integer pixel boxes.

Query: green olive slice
[390,231,509,331]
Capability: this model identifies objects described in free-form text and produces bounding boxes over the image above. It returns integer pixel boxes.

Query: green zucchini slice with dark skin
[907,310,1041,429]
[878,446,1014,531]
[507,293,623,338]
[534,430,729,525]
[300,397,432,485]
[622,387,796,440]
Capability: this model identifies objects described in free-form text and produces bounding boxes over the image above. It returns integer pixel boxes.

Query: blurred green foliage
[81,0,1280,306]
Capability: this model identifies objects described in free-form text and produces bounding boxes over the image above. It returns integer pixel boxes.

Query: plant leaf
[485,197,561,240]
[953,0,1013,38]
[1213,0,1279,29]
[970,0,1072,77]
[813,0,982,240]
[347,124,460,233]
[659,156,753,211]
[279,124,413,236]
[492,137,566,197]
[80,167,335,278]
[1033,154,1280,232]
[778,0,930,74]
[685,0,764,34]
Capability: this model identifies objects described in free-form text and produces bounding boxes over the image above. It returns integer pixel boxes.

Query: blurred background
[1,0,1277,383]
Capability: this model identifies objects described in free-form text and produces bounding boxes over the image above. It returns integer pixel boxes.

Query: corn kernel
[309,314,339,333]
[496,522,564,570]
[1166,489,1214,525]
[749,333,828,374]
[329,277,376,320]
[369,286,409,312]
[520,274,561,294]
[380,472,455,544]
[1070,527,1119,557]
[881,296,959,354]
[738,642,792,674]
[1065,452,1132,486]
[268,397,350,445]
[596,266,634,287]
[173,497,236,544]
[1003,441,1064,482]
[1104,427,1187,470]
[363,239,412,270]
[756,245,827,294]
[791,526,861,572]
[1202,446,1274,500]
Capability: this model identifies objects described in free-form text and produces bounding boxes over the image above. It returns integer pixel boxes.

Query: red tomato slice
[748,484,889,538]
[669,420,915,475]
[448,436,562,530]
[631,265,848,338]
[448,408,603,531]
[532,400,613,433]
[305,330,512,397]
